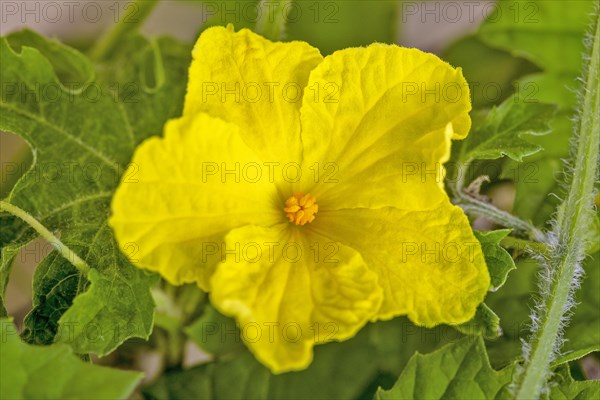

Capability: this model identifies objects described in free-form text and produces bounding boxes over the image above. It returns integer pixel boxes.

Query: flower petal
[298,44,471,210]
[312,201,490,326]
[185,26,323,164]
[109,113,281,289]
[210,224,382,373]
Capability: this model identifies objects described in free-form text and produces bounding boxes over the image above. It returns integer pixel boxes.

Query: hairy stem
[512,10,599,399]
[89,0,159,61]
[0,201,90,274]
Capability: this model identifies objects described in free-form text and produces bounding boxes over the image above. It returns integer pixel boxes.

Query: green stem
[0,201,90,274]
[457,196,544,241]
[512,10,600,400]
[500,236,549,256]
[255,0,292,40]
[89,0,159,61]
[452,160,544,241]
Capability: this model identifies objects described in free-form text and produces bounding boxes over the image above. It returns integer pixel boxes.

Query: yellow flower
[109,26,490,373]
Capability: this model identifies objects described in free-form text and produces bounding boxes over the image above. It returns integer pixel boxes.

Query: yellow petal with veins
[185,26,322,167]
[312,200,490,325]
[109,113,281,290]
[298,44,471,211]
[210,224,383,373]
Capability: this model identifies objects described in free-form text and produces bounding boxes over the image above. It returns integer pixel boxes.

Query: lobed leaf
[549,366,600,400]
[374,336,513,400]
[0,29,189,355]
[375,336,599,400]
[0,319,142,400]
[457,98,556,163]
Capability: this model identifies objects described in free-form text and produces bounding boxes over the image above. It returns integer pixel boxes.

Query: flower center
[284,192,318,225]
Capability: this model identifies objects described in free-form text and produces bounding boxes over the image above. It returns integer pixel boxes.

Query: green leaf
[457,98,556,163]
[0,319,142,400]
[454,303,501,339]
[374,336,513,400]
[0,30,189,354]
[58,267,158,354]
[94,35,191,146]
[5,30,95,89]
[374,336,599,400]
[549,366,600,400]
[475,229,516,291]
